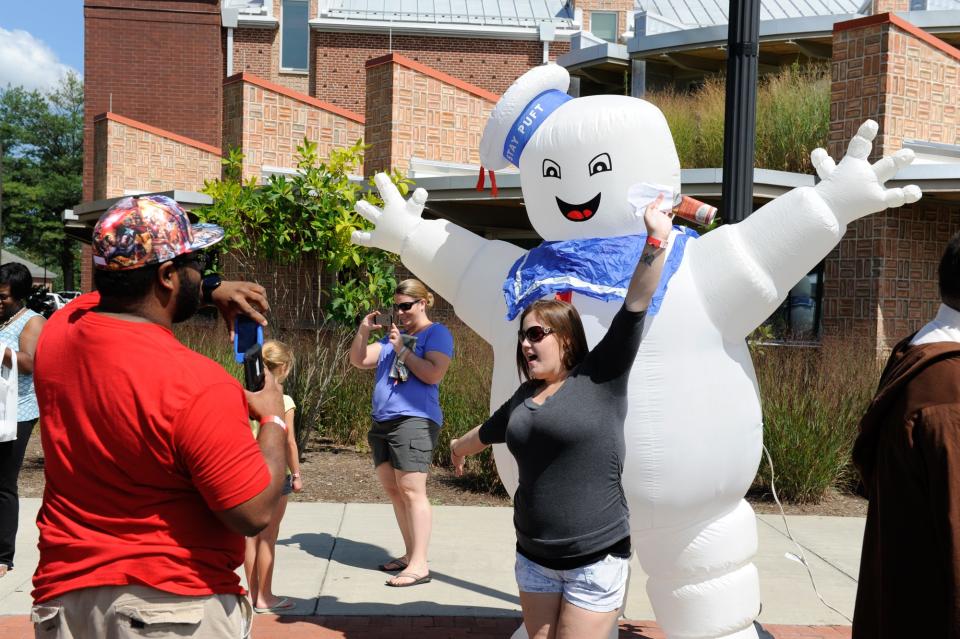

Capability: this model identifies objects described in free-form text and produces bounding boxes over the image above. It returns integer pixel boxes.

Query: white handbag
[0,343,19,442]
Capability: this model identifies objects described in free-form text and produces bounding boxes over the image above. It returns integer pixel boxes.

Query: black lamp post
[721,0,761,223]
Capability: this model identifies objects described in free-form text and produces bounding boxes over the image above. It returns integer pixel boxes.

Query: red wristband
[646,235,667,249]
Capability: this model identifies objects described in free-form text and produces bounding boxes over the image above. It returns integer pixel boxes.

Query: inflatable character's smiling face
[518,95,681,241]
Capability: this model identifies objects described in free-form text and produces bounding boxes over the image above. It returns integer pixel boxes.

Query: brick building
[74,0,960,349]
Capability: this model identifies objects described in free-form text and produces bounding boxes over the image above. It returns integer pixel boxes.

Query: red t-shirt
[31,292,270,603]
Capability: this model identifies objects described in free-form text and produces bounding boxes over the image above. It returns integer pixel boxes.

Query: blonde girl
[244,339,302,612]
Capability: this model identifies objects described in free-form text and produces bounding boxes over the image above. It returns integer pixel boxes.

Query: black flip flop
[378,558,408,572]
[385,572,431,587]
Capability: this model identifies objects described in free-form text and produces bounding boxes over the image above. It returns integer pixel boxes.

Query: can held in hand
[627,182,717,227]
[671,194,717,226]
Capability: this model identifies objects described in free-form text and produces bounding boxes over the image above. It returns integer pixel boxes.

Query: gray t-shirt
[479,305,646,561]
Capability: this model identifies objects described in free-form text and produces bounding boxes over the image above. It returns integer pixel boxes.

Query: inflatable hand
[352,173,429,255]
[811,119,922,227]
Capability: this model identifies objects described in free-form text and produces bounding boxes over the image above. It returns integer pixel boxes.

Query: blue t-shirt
[371,323,454,426]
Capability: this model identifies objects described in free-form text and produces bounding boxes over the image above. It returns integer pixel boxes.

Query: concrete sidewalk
[0,498,862,637]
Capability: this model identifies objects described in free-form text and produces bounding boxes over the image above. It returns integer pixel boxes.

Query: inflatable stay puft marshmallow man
[353,64,921,639]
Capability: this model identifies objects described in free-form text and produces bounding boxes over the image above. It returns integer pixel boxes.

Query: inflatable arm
[688,120,921,339]
[353,174,525,343]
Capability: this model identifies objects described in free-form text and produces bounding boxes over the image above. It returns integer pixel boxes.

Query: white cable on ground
[762,444,853,623]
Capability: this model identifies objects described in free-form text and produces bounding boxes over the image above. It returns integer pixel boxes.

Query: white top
[910,303,960,346]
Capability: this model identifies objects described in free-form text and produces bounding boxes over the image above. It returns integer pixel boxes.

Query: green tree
[198,138,406,325]
[0,72,83,289]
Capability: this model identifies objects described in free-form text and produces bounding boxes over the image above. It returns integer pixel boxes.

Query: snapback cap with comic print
[92,195,224,271]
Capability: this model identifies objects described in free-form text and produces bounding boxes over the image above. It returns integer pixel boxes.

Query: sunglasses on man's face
[518,325,554,344]
[394,300,421,312]
[175,250,213,272]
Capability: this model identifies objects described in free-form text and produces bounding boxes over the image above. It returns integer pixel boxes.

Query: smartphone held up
[234,314,263,364]
[374,311,394,328]
[243,343,265,392]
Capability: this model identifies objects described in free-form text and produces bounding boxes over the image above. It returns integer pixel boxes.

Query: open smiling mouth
[555,193,601,222]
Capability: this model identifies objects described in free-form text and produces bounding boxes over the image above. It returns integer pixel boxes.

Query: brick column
[822,13,960,350]
[363,54,498,175]
[869,0,909,14]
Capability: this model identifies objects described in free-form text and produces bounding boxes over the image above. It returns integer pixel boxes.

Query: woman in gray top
[450,196,673,638]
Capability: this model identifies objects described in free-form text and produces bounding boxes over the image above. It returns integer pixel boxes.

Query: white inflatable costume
[353,64,920,638]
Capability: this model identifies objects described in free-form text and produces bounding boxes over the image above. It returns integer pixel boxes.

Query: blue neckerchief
[502,226,698,320]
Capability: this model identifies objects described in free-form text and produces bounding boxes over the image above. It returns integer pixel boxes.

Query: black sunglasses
[518,325,554,343]
[174,250,214,273]
[394,300,421,312]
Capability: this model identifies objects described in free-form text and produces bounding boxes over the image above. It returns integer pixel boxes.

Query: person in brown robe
[852,233,960,639]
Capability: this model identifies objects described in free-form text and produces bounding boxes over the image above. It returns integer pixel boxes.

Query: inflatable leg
[634,500,761,639]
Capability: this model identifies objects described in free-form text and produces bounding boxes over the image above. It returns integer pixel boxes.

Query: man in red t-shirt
[31,195,288,638]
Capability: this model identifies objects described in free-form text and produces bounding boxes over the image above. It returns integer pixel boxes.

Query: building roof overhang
[65,165,960,243]
[66,191,214,243]
[308,17,576,39]
[558,10,960,79]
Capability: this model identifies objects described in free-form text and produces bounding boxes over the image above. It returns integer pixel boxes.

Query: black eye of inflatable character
[542,158,561,179]
[555,193,602,222]
[588,153,612,176]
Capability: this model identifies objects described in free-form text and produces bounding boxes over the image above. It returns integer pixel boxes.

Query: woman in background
[0,263,46,578]
[349,279,453,587]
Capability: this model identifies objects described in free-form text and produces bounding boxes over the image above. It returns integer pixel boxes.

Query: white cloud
[0,28,80,92]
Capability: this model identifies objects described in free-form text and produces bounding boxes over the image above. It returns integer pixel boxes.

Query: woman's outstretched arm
[625,194,673,313]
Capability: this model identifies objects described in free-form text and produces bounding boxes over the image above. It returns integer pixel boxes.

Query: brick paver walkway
[0,614,852,638]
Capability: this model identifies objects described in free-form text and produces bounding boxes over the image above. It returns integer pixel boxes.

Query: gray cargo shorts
[368,416,441,473]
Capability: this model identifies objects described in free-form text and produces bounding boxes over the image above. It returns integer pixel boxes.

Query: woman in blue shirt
[0,263,46,578]
[349,279,454,587]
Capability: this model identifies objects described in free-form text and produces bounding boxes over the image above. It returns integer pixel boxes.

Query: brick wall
[222,73,365,180]
[83,0,222,201]
[823,13,960,349]
[80,244,94,293]
[314,32,568,115]
[821,202,960,349]
[92,113,222,200]
[230,0,319,95]
[829,13,960,160]
[364,54,498,175]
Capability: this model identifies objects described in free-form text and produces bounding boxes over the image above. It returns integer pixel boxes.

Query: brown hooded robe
[852,334,960,638]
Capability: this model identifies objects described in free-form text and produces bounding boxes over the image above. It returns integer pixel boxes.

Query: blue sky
[0,1,83,91]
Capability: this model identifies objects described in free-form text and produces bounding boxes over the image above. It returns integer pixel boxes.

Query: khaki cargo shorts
[32,584,253,638]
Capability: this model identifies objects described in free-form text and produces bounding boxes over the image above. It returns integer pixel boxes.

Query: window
[281,0,309,71]
[762,263,824,342]
[590,12,618,43]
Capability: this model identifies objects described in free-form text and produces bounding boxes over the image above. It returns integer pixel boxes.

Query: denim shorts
[514,552,629,613]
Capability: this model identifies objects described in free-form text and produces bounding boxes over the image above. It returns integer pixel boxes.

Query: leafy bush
[197,139,409,325]
[751,338,880,503]
[646,63,830,173]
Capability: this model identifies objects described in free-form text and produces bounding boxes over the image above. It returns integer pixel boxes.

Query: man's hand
[211,281,270,340]
[352,173,429,255]
[245,367,285,422]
